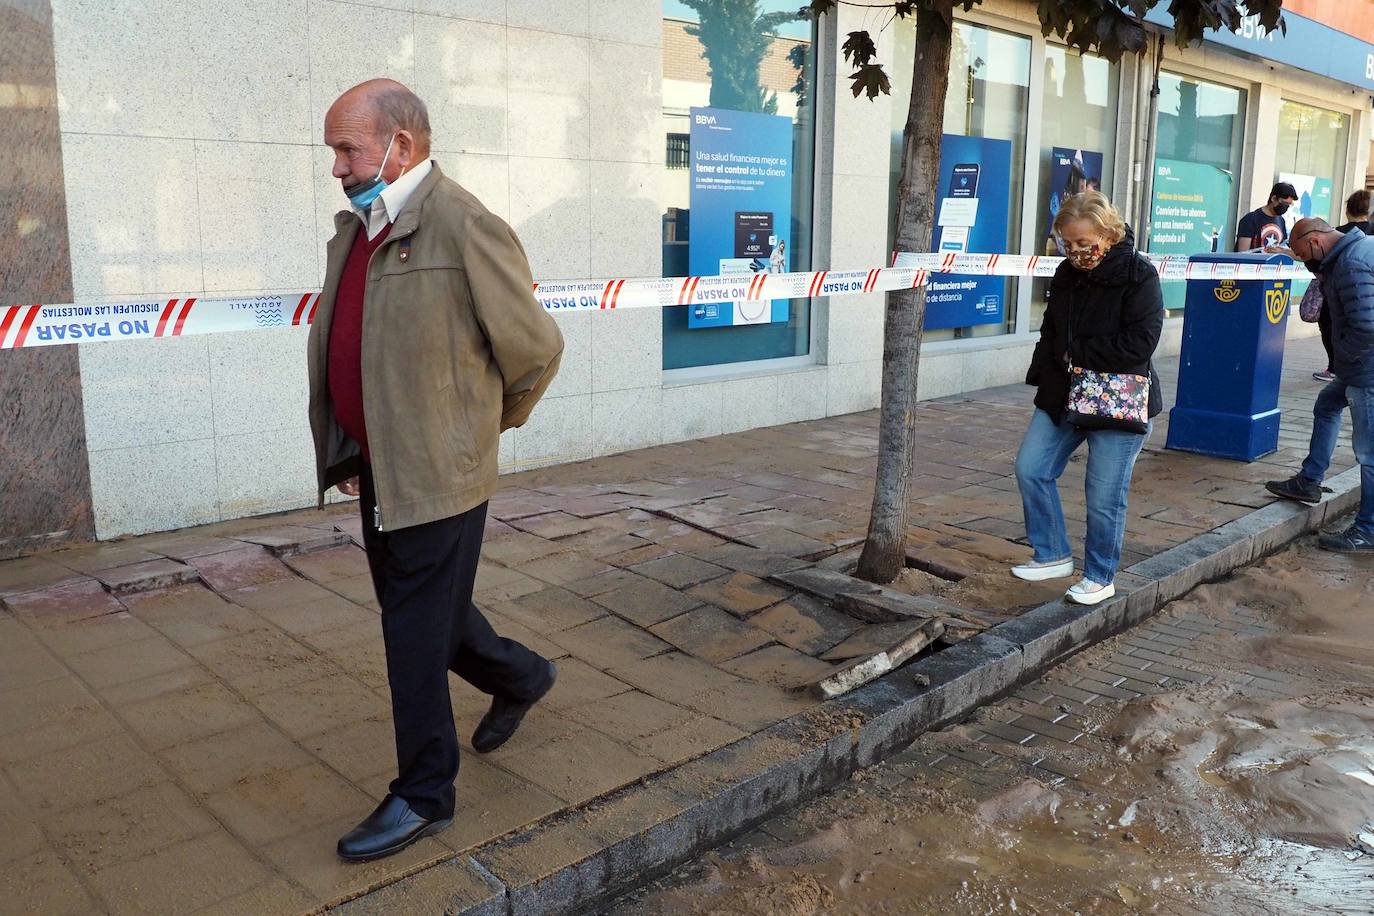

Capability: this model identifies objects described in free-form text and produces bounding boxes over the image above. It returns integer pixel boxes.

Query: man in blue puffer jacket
[1269,218,1374,550]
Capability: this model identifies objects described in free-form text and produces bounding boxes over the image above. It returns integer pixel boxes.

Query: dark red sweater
[328,222,392,463]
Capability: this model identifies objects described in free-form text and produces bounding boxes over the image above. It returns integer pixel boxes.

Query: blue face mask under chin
[345,133,396,208]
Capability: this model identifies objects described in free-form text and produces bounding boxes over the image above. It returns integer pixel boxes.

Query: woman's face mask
[1064,239,1108,272]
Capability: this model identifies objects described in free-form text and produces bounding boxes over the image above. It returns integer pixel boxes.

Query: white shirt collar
[352,158,434,240]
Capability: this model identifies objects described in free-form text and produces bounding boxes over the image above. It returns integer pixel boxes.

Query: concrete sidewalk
[0,339,1356,915]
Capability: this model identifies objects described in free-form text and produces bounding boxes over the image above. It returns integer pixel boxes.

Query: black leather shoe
[472,660,557,754]
[337,794,451,862]
[1265,476,1323,505]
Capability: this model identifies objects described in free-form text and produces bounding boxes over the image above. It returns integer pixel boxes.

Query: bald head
[1290,217,1343,267]
[324,80,431,193]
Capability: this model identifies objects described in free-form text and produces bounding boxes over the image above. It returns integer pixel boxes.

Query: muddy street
[609,535,1374,915]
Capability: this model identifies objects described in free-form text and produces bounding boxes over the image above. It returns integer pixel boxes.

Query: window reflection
[890,19,1030,341]
[660,0,816,371]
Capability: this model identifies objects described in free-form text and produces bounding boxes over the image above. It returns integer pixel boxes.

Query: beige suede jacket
[307,164,563,531]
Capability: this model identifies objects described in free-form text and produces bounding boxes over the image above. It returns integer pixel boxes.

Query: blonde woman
[1012,192,1164,605]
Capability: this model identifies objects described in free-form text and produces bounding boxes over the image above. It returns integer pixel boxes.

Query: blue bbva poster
[927,134,1013,330]
[687,107,793,328]
[1045,147,1105,256]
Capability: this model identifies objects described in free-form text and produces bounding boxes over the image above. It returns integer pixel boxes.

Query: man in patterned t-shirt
[1235,182,1298,252]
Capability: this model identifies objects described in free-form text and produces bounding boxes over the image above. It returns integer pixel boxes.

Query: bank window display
[1148,72,1247,311]
[1031,46,1119,331]
[890,19,1031,341]
[660,1,818,371]
[1274,100,1350,225]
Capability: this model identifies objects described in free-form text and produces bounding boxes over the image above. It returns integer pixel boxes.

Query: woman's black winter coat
[1027,228,1165,425]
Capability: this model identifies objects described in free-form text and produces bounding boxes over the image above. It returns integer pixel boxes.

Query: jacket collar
[332,162,447,240]
[1322,226,1364,269]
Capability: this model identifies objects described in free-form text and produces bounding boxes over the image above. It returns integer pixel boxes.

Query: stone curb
[339,467,1362,915]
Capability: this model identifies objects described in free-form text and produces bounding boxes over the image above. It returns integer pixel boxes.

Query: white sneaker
[1011,558,1074,581]
[1066,579,1115,606]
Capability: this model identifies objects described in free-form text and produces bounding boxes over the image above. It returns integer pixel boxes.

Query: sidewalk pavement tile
[283,543,370,583]
[253,593,379,638]
[0,638,68,693]
[202,762,372,847]
[0,850,93,915]
[121,583,266,647]
[687,543,809,578]
[46,781,218,869]
[191,545,296,592]
[539,657,633,710]
[721,644,836,690]
[100,664,218,707]
[94,558,200,595]
[83,831,273,916]
[561,689,695,742]
[519,552,616,587]
[0,555,85,597]
[650,605,774,664]
[629,715,748,765]
[749,595,861,655]
[442,757,566,853]
[607,651,745,708]
[629,553,730,589]
[493,728,662,806]
[187,627,334,696]
[63,634,196,689]
[262,815,448,904]
[492,585,607,634]
[546,615,672,669]
[254,673,391,740]
[161,720,318,794]
[194,880,316,916]
[120,680,263,750]
[322,572,381,608]
[591,575,700,627]
[687,571,791,618]
[224,576,338,612]
[2,577,123,625]
[303,717,396,785]
[8,734,166,811]
[29,610,161,658]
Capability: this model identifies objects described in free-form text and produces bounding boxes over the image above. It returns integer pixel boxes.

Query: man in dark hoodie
[1265,218,1374,551]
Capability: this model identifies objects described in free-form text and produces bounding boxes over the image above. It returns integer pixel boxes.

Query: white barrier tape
[2,254,1309,350]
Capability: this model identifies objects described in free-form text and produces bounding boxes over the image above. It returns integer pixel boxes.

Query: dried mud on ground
[612,540,1374,915]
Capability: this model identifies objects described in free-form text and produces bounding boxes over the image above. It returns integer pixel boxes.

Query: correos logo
[1266,287,1290,324]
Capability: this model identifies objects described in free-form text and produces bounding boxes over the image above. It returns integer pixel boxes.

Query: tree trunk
[854,7,954,584]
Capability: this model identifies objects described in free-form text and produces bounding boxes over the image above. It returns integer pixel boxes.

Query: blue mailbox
[1165,252,1293,461]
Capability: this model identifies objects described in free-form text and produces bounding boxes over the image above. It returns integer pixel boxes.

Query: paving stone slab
[234,526,352,557]
[750,596,861,656]
[768,567,881,602]
[650,606,774,665]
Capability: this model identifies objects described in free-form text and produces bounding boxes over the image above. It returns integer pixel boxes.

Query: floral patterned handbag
[1065,364,1151,434]
[1064,270,1151,434]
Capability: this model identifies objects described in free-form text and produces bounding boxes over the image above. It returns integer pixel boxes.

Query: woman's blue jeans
[1014,409,1149,585]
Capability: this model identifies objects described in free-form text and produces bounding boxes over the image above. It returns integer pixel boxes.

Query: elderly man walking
[1265,217,1374,551]
[307,79,564,861]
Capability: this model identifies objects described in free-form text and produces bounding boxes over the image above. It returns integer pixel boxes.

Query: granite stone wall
[0,0,94,558]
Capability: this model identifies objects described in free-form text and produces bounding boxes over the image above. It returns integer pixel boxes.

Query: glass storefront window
[660,1,817,371]
[1149,72,1247,311]
[1030,46,1119,331]
[1274,100,1350,224]
[890,19,1030,341]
